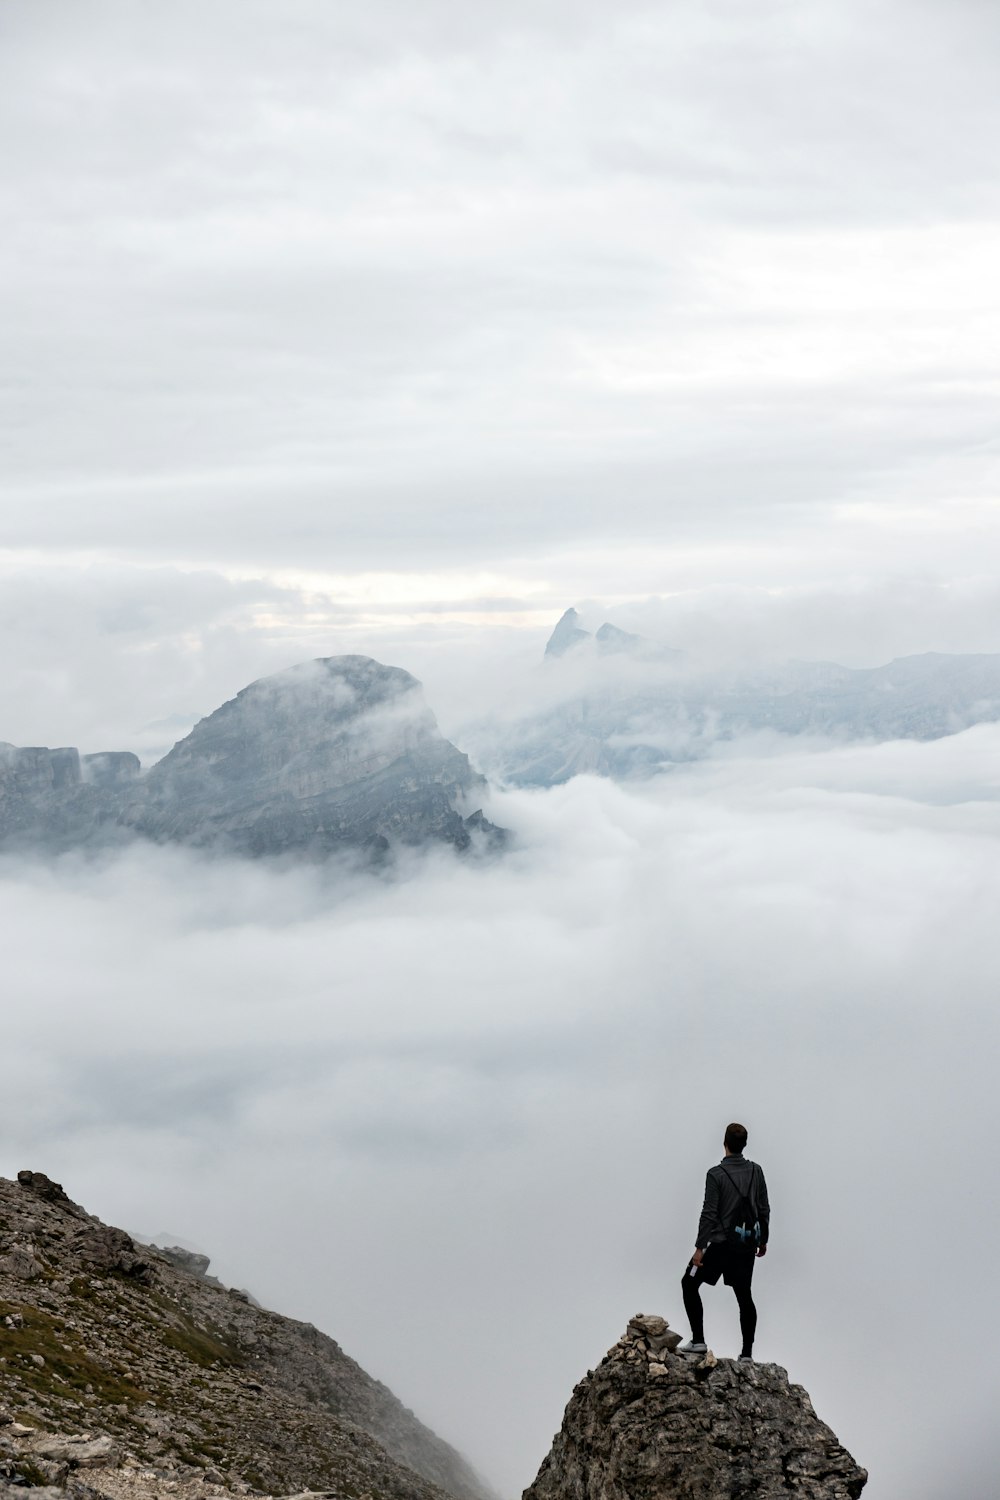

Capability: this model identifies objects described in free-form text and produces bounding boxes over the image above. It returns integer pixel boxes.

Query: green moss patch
[159,1310,245,1371]
[0,1298,151,1406]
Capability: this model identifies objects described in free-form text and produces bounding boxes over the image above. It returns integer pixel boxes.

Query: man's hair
[724,1122,748,1154]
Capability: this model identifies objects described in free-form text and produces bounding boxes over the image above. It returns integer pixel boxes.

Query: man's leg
[729,1256,757,1357]
[681,1259,711,1345]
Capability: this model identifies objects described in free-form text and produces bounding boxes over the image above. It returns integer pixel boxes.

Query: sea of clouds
[3,728,999,1499]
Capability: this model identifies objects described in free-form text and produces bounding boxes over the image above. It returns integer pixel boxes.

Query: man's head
[724,1122,748,1155]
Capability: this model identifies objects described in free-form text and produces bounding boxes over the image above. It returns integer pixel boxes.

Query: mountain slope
[0,1171,493,1500]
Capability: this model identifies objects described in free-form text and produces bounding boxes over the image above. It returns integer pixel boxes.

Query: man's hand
[756,1244,767,1258]
[692,1247,704,1267]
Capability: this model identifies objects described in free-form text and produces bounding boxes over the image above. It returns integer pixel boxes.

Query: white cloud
[2,1,999,582]
[2,735,999,1497]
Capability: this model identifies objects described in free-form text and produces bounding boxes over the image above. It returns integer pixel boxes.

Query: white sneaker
[678,1340,707,1355]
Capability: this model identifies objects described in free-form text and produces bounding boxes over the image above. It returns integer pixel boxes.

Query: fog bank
[3,732,999,1497]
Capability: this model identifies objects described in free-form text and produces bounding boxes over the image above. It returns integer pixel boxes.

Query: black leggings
[681,1246,757,1354]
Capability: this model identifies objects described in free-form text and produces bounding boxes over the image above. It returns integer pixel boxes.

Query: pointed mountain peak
[545,608,592,658]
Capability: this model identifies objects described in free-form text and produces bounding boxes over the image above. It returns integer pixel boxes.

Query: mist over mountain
[0,656,498,858]
[466,607,1000,786]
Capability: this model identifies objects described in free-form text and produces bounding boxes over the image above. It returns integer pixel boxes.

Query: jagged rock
[70,1224,150,1282]
[0,657,502,859]
[17,1173,85,1216]
[524,1316,867,1500]
[152,1245,212,1279]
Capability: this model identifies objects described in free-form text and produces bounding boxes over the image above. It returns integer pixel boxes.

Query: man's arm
[693,1170,721,1262]
[755,1167,770,1256]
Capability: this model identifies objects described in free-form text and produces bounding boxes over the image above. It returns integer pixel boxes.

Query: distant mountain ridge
[0,656,501,857]
[465,608,1000,786]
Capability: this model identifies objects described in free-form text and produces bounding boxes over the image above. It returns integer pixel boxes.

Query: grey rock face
[524,1313,867,1500]
[125,656,493,856]
[0,657,500,858]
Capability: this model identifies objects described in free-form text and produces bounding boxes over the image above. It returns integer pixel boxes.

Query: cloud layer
[3,0,1000,591]
[4,734,1000,1498]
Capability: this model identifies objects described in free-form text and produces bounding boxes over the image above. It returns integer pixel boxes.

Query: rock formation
[524,1313,867,1500]
[0,657,501,858]
[0,1171,494,1500]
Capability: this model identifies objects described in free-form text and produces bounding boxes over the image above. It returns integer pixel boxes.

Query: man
[679,1122,770,1362]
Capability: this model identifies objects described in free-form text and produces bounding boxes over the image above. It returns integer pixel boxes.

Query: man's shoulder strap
[726,1158,758,1197]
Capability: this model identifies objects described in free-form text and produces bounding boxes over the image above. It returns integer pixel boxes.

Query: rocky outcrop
[150,1245,212,1280]
[0,657,501,858]
[524,1313,866,1500]
[0,1172,493,1500]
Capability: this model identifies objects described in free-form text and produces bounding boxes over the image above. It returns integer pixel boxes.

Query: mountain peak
[544,611,647,661]
[524,1312,866,1500]
[544,609,591,658]
[0,656,502,858]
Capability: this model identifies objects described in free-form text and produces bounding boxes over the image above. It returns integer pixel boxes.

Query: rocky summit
[524,1313,867,1500]
[0,656,500,858]
[0,1171,494,1500]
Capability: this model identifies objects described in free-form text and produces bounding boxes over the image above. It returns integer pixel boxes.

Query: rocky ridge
[524,1313,866,1500]
[469,607,1000,786]
[0,1172,492,1500]
[0,657,500,857]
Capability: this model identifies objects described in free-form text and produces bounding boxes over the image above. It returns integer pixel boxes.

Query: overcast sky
[4,5,1000,1500]
[3,0,1000,728]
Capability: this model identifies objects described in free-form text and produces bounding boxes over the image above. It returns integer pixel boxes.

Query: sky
[3,2,1000,1497]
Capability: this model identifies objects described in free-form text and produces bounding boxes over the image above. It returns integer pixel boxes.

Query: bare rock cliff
[524,1314,866,1500]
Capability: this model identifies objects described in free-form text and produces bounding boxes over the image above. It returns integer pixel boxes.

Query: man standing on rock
[679,1122,770,1362]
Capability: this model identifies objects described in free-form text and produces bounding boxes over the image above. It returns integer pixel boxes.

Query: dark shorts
[691,1242,755,1288]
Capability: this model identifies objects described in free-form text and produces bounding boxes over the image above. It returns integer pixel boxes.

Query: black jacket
[696,1155,770,1250]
